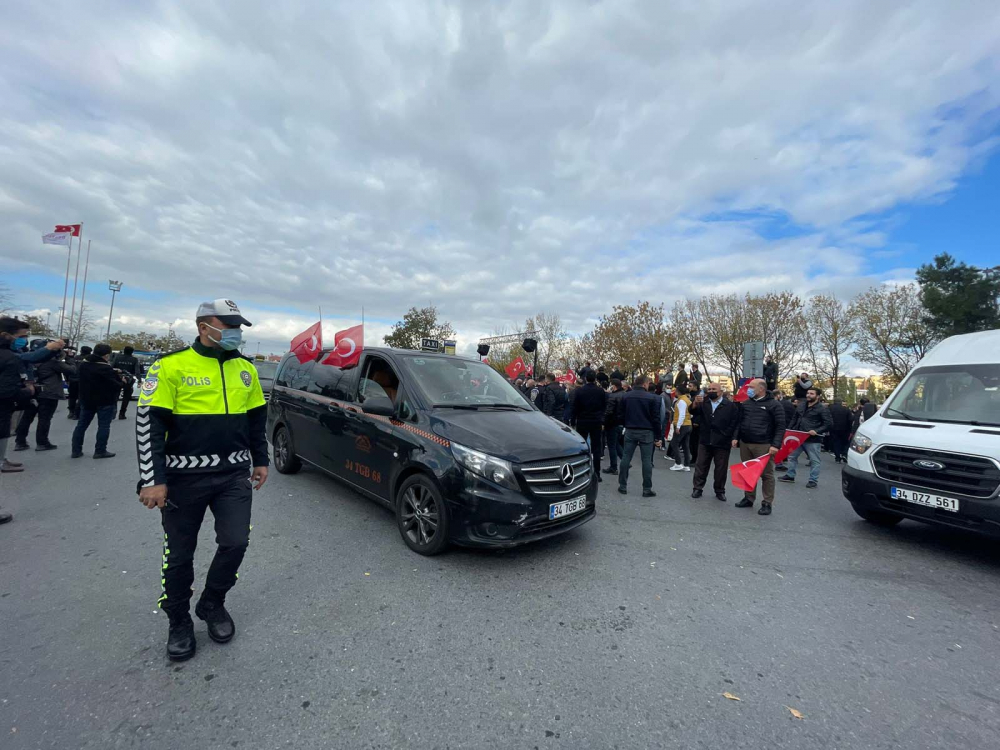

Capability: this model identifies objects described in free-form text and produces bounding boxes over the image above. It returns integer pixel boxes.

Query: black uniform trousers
[158,470,252,617]
[67,381,80,417]
[15,398,58,446]
[692,445,731,495]
[575,421,603,472]
[119,381,135,418]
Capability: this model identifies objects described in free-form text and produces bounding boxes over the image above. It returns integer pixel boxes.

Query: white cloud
[3,0,999,354]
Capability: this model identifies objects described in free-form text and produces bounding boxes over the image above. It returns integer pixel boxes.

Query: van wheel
[273,425,301,474]
[396,475,449,556]
[852,505,903,527]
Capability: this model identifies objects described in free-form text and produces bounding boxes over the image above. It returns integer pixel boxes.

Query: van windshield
[884,364,1000,426]
[399,356,531,409]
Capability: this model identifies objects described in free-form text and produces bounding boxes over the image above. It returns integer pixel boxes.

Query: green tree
[591,301,681,377]
[21,314,57,339]
[383,306,456,350]
[916,253,1000,337]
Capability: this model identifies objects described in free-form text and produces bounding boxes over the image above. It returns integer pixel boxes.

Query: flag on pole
[730,453,772,492]
[290,321,323,363]
[321,324,363,367]
[54,224,82,236]
[505,356,528,380]
[773,430,811,464]
[42,232,72,246]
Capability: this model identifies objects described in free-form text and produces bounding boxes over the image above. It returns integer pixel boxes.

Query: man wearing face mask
[779,387,833,488]
[732,378,786,515]
[135,299,269,662]
[691,382,739,502]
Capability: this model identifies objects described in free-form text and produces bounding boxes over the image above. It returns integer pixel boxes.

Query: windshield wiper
[480,403,529,410]
[884,407,914,420]
[434,404,479,410]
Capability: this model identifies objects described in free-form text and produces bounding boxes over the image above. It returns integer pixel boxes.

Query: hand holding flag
[730,453,771,492]
[773,430,811,464]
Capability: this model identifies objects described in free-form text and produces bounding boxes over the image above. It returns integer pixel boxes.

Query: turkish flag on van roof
[290,321,322,364]
[321,324,363,368]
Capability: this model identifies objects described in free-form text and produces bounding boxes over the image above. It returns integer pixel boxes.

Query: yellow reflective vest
[136,341,268,487]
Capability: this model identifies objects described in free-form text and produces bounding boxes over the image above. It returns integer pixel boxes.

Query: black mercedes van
[266,347,597,555]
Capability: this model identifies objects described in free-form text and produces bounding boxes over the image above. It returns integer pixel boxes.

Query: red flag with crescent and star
[290,321,323,364]
[773,430,811,464]
[505,356,527,380]
[321,324,363,368]
[53,224,82,236]
[729,453,772,492]
[733,379,752,402]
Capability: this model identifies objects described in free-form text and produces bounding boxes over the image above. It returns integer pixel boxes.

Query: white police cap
[196,298,252,327]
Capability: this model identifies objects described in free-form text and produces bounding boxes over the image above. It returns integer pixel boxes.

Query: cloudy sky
[3,0,999,359]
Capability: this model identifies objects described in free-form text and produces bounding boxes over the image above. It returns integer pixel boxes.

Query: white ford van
[842,329,1000,536]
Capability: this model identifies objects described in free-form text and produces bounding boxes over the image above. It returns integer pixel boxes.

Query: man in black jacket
[570,372,607,481]
[691,382,739,502]
[689,364,703,391]
[13,351,75,451]
[779,387,834,488]
[71,344,124,459]
[112,345,140,420]
[603,379,626,474]
[616,375,662,497]
[763,357,778,392]
[827,398,853,463]
[595,366,610,388]
[733,378,786,515]
[537,373,567,423]
[793,372,813,400]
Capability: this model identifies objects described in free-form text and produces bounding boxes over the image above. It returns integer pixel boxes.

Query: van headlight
[850,433,873,455]
[451,443,520,490]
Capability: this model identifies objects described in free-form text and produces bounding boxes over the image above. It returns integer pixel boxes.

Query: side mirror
[362,396,395,417]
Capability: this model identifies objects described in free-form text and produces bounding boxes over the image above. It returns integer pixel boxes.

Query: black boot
[735,497,754,508]
[195,596,236,644]
[166,614,197,662]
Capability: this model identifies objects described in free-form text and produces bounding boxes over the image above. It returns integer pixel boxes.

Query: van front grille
[872,446,1000,499]
[519,454,592,498]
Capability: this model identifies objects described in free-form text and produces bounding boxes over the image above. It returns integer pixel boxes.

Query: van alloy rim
[401,485,438,546]
[276,431,289,467]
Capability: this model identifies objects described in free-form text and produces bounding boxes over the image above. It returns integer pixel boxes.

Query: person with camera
[71,343,124,459]
[12,342,76,452]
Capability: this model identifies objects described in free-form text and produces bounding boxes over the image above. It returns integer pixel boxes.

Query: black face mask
[708,392,720,400]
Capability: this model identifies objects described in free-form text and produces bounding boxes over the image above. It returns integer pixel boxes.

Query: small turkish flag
[730,453,771,493]
[290,321,322,364]
[773,430,811,464]
[557,369,576,384]
[54,224,81,236]
[505,356,527,379]
[321,324,363,368]
[734,380,752,402]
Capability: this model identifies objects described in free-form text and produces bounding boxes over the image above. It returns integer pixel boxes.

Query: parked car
[842,329,1000,537]
[253,359,278,400]
[266,347,597,554]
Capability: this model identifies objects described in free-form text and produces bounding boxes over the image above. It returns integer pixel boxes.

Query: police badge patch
[141,378,158,394]
[240,370,252,387]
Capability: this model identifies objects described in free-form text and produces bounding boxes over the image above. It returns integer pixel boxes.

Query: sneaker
[806,481,818,488]
[642,490,656,498]
[778,475,795,483]
[775,464,788,472]
[1,460,24,473]
[669,463,685,472]
[757,503,772,516]
[35,443,58,451]
[13,443,29,452]
[0,511,12,524]
[93,451,116,459]
[603,467,618,475]
[683,466,691,472]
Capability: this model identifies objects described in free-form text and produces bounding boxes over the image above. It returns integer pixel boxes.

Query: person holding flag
[778,387,833,488]
[731,378,786,515]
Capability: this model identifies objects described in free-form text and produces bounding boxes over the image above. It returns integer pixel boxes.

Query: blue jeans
[619,428,654,492]
[72,404,115,454]
[786,440,822,483]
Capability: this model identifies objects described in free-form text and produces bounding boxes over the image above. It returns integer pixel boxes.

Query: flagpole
[75,240,92,344]
[361,306,365,345]
[67,224,83,344]
[58,237,73,338]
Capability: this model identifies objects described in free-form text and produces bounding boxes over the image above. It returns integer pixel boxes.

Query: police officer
[112,345,140,420]
[136,299,269,662]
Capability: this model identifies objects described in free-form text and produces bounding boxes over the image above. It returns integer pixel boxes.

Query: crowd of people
[511,363,882,516]
[0,316,143,523]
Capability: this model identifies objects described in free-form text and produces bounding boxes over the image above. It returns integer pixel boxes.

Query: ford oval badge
[913,459,945,471]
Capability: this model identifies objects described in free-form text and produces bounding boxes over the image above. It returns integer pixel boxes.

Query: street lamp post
[106,280,123,342]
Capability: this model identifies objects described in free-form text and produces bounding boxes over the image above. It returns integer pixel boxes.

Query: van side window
[358,356,400,404]
[285,360,315,392]
[308,364,355,401]
[275,358,297,388]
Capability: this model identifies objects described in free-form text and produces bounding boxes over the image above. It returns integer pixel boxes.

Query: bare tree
[805,294,856,397]
[744,291,809,380]
[850,284,935,387]
[697,294,754,384]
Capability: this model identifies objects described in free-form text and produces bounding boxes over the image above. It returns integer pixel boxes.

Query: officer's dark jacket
[112,353,139,376]
[136,340,269,487]
[79,356,123,408]
[735,393,786,448]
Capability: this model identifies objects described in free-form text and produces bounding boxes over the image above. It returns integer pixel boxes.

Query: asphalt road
[2,410,1000,749]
